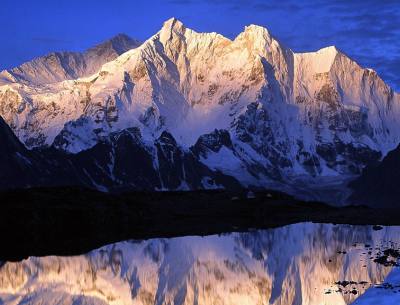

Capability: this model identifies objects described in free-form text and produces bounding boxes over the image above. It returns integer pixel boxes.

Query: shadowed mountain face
[0,18,399,197]
[349,144,400,208]
[0,116,36,188]
[1,223,399,305]
[0,115,241,191]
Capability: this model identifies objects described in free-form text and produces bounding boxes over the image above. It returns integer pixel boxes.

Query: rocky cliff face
[0,116,37,189]
[0,18,399,194]
[0,115,240,191]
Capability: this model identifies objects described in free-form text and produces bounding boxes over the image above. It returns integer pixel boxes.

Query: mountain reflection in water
[1,223,400,305]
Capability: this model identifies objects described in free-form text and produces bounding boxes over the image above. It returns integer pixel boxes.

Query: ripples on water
[0,223,400,305]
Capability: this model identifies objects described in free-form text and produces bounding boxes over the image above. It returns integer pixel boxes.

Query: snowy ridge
[0,34,140,86]
[0,17,399,194]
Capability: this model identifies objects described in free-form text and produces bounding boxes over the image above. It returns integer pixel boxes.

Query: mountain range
[1,18,399,202]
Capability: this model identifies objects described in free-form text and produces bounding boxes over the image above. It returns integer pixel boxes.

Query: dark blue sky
[1,0,399,91]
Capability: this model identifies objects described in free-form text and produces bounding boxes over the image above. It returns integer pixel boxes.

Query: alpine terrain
[1,18,399,200]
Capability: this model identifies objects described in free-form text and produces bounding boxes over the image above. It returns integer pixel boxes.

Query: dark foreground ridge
[1,187,399,262]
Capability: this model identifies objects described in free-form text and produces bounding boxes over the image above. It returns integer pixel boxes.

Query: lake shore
[0,187,397,261]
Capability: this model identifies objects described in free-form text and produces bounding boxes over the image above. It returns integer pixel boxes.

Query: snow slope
[353,268,400,305]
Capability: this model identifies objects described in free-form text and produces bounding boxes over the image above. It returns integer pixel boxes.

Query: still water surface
[1,223,400,305]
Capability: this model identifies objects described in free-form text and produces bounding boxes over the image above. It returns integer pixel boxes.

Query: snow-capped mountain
[0,34,140,87]
[0,18,399,195]
[0,223,398,305]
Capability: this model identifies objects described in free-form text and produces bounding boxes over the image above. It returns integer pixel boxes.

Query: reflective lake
[1,223,400,305]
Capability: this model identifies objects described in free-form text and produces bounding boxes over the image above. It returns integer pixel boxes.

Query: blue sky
[1,0,399,91]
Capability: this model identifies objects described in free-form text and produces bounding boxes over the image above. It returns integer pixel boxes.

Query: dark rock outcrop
[0,117,241,191]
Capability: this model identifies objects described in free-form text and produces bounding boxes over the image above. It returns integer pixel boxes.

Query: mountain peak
[109,33,140,46]
[244,24,271,35]
[236,24,272,42]
[316,45,339,55]
[162,17,185,33]
[234,23,280,53]
[159,17,187,44]
[87,34,140,55]
[294,45,340,73]
[0,34,141,86]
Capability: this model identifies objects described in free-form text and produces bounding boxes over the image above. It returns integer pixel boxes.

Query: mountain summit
[0,18,398,199]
